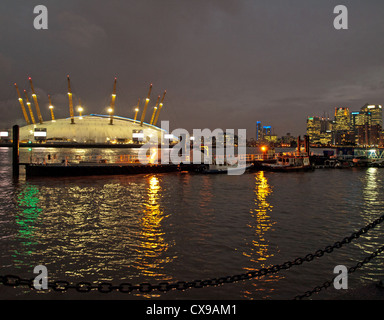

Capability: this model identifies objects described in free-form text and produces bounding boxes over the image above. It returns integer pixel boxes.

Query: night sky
[1,0,384,137]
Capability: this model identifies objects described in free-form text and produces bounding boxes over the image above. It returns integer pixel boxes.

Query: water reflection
[243,171,279,298]
[134,175,174,280]
[357,167,383,259]
[362,168,379,214]
[13,184,41,267]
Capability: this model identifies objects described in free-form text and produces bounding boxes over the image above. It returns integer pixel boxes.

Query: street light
[261,145,268,160]
[78,106,84,119]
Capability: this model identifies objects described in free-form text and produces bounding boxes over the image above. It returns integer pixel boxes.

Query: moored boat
[262,152,313,172]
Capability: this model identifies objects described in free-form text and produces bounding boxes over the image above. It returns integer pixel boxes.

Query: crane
[14,83,30,125]
[149,95,161,125]
[24,90,36,124]
[140,83,153,127]
[48,95,55,121]
[153,90,167,126]
[67,75,75,124]
[134,98,140,123]
[29,77,43,124]
[109,77,117,125]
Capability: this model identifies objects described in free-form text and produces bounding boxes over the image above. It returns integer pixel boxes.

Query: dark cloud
[1,0,384,137]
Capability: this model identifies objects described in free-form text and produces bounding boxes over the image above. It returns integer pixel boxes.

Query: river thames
[0,147,383,300]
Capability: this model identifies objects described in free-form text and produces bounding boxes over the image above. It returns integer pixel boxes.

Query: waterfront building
[264,134,278,143]
[263,126,272,136]
[306,116,332,145]
[306,116,321,144]
[333,130,355,146]
[360,104,383,128]
[334,107,351,131]
[17,114,166,144]
[350,104,383,146]
[281,133,296,145]
[357,124,381,146]
[319,131,333,146]
[256,121,263,141]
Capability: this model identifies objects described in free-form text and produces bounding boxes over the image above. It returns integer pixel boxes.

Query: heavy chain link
[293,244,384,300]
[1,214,383,294]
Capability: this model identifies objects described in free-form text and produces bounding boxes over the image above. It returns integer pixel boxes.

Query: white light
[0,131,8,137]
[164,134,174,139]
[133,133,144,138]
[367,105,376,109]
[34,131,46,137]
[190,136,195,140]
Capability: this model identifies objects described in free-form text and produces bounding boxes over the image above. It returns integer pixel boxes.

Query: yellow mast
[14,83,30,125]
[140,83,153,127]
[149,95,160,125]
[109,77,117,125]
[153,90,167,126]
[29,77,43,124]
[134,98,140,123]
[24,90,36,124]
[48,94,55,121]
[67,75,75,124]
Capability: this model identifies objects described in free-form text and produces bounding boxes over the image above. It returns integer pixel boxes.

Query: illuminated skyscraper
[263,126,271,136]
[306,117,321,143]
[306,116,332,145]
[256,121,263,141]
[360,104,382,128]
[334,107,351,131]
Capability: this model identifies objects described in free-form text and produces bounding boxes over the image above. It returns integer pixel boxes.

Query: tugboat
[262,152,312,172]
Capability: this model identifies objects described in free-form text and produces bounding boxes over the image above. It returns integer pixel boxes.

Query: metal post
[12,125,19,178]
[297,136,301,155]
[304,135,310,154]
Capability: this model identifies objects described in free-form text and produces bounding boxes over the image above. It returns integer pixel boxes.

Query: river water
[0,147,383,300]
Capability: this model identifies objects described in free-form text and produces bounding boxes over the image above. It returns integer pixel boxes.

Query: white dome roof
[19,114,165,143]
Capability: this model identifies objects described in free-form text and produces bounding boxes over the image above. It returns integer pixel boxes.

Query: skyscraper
[256,121,263,141]
[306,116,332,145]
[334,107,351,131]
[360,104,383,128]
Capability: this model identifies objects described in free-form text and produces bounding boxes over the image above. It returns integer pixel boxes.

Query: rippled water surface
[0,147,383,299]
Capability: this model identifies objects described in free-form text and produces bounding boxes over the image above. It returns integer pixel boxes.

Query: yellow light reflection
[135,175,173,282]
[243,171,280,298]
[361,167,380,227]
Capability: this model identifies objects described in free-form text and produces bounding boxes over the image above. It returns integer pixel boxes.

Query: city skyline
[1,1,384,137]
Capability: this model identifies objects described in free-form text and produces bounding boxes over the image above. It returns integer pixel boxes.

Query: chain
[293,244,384,300]
[1,214,383,294]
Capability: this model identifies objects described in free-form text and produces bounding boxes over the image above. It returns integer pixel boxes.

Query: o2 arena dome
[19,114,166,144]
[14,77,168,144]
